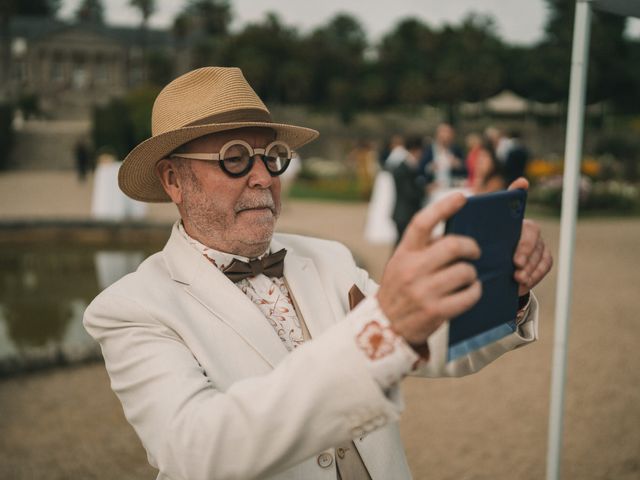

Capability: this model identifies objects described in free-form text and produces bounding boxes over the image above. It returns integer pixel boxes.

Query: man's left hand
[508,178,554,296]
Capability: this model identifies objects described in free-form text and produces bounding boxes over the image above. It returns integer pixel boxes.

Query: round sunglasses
[169,139,293,178]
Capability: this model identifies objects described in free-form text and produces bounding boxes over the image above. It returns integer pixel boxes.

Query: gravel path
[1,172,638,479]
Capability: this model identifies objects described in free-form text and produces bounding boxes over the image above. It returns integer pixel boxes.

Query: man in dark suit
[418,123,466,189]
[391,136,425,242]
[504,130,530,185]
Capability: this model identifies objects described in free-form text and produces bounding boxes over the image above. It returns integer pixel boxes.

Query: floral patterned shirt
[179,223,304,352]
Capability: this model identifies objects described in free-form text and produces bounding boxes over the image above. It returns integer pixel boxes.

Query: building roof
[9,16,174,49]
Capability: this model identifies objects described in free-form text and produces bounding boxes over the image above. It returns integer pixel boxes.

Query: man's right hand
[377,193,482,345]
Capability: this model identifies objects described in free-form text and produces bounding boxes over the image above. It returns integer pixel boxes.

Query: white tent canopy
[485,90,529,114]
[547,1,640,480]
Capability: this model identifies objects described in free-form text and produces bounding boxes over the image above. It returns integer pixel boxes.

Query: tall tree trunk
[445,102,459,127]
[141,19,148,83]
[0,10,12,100]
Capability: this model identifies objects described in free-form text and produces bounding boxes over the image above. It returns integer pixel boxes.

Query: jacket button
[317,452,333,468]
[336,447,348,459]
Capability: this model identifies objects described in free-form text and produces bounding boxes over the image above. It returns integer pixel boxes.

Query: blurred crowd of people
[364,123,530,244]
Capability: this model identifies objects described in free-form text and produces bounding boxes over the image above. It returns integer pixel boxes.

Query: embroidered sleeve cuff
[349,296,420,390]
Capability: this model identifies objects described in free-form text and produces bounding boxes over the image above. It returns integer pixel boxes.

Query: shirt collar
[178,222,270,272]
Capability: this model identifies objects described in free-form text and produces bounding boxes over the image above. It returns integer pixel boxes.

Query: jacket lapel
[163,224,288,368]
[271,237,339,340]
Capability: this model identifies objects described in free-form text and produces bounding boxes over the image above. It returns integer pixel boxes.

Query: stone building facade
[6,17,175,116]
[2,17,177,169]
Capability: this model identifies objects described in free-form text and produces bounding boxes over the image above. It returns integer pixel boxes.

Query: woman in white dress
[363,136,407,245]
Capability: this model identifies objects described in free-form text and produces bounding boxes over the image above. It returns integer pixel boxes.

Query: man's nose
[247,155,272,188]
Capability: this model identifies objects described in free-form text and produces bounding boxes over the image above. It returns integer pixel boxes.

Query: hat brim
[119,122,319,202]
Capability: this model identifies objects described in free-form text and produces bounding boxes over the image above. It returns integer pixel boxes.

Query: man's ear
[156,159,183,204]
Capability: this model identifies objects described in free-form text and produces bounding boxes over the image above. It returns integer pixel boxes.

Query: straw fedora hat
[118,66,319,202]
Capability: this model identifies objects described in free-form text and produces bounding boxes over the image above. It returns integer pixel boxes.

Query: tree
[92,86,161,159]
[504,44,561,103]
[129,0,155,24]
[147,50,174,86]
[129,0,157,82]
[0,102,13,169]
[75,0,104,24]
[173,0,232,68]
[220,13,303,103]
[191,0,231,36]
[525,0,631,105]
[359,68,388,108]
[0,0,61,96]
[377,18,438,106]
[623,39,640,113]
[432,15,507,122]
[4,0,60,17]
[173,0,232,38]
[376,13,507,118]
[161,0,640,116]
[303,13,368,120]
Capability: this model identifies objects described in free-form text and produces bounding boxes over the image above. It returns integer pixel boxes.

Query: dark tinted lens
[221,143,252,175]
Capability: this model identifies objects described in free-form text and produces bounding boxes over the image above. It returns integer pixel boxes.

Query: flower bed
[529,176,639,213]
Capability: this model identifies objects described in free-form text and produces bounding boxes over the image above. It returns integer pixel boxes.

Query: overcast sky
[59,0,640,45]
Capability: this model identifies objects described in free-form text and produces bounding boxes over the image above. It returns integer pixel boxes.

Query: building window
[51,54,64,83]
[95,55,109,84]
[13,61,27,82]
[72,65,88,90]
[72,52,88,90]
[11,37,27,59]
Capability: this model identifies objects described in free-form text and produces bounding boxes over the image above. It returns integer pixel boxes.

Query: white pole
[546,1,592,480]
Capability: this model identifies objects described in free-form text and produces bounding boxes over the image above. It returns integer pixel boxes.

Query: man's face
[171,127,282,257]
[436,125,454,146]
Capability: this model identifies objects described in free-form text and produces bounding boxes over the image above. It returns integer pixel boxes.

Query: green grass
[288,178,365,202]
[288,179,640,215]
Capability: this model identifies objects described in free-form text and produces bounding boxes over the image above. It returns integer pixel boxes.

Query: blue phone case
[444,189,527,362]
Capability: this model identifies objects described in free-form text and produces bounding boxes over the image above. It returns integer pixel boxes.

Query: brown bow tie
[222,249,287,282]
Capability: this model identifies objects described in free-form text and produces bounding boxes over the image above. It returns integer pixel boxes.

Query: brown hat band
[186,108,273,127]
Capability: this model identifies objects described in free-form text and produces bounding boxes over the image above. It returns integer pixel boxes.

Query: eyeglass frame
[169,139,294,178]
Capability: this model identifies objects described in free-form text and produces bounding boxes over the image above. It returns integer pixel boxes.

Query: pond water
[0,244,162,376]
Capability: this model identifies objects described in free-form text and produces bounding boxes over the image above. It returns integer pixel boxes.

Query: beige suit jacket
[84,223,538,480]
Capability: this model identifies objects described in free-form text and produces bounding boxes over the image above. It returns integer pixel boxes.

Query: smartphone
[444,189,527,361]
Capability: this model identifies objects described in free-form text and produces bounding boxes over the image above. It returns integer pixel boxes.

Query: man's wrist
[406,340,430,362]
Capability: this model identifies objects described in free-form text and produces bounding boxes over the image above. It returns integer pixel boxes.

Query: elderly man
[84,67,552,480]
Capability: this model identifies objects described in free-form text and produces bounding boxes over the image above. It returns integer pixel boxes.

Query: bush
[529,175,639,213]
[125,86,161,147]
[92,86,161,160]
[299,157,350,180]
[594,134,640,182]
[0,103,14,170]
[92,99,132,160]
[289,178,361,202]
[585,181,639,211]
